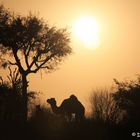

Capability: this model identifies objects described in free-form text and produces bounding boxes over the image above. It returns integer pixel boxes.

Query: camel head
[47,98,56,106]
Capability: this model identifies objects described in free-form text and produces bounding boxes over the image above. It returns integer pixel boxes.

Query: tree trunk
[22,74,28,122]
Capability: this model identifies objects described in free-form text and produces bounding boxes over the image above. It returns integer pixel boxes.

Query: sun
[73,17,100,49]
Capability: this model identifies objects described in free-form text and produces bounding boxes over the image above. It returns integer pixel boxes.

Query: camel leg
[66,113,72,122]
[75,114,84,122]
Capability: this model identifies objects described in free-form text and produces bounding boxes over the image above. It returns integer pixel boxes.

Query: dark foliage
[0,77,138,140]
[0,68,22,122]
[0,67,37,122]
[113,77,140,126]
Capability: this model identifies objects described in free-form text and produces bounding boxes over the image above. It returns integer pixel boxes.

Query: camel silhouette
[47,95,85,122]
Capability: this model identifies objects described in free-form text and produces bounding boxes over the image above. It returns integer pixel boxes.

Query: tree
[0,5,72,121]
[113,78,140,123]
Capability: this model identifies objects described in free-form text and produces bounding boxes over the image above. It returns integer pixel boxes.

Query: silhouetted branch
[12,47,24,73]
[8,60,17,66]
[7,66,21,88]
[0,75,4,84]
[23,44,30,69]
[30,53,56,73]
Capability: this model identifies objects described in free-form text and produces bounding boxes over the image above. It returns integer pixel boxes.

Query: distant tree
[0,5,72,121]
[90,89,121,125]
[113,77,140,122]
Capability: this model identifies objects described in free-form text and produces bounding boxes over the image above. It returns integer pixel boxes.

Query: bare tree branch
[8,60,17,66]
[12,47,25,74]
[29,53,56,73]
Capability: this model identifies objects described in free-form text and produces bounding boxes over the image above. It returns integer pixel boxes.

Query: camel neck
[51,103,59,114]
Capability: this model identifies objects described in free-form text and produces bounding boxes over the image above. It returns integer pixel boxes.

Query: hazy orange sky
[1,0,140,111]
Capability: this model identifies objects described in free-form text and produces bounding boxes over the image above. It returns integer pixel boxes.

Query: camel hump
[60,95,85,114]
[60,95,77,108]
[69,94,78,102]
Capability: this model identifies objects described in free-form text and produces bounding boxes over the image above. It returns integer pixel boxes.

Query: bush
[90,89,122,126]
